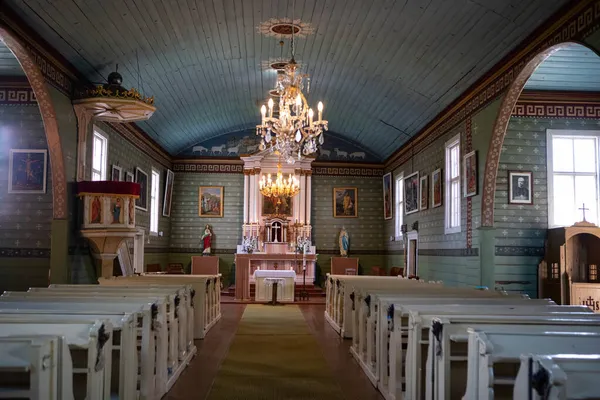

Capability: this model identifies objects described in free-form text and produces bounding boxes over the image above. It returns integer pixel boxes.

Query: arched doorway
[0,25,68,285]
[481,41,600,227]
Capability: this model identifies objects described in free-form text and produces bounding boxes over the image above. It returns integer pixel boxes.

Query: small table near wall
[191,256,219,275]
[331,257,359,275]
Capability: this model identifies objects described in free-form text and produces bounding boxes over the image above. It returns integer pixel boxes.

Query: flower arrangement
[242,236,258,254]
[295,236,311,254]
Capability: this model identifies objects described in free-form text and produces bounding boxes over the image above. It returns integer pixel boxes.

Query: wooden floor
[165,304,384,400]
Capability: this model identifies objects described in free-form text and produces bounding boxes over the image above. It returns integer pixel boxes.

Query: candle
[308,108,314,125]
[268,98,274,118]
[261,105,266,124]
[318,101,323,121]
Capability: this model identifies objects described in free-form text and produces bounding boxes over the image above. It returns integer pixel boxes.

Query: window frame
[546,129,600,228]
[394,172,404,240]
[91,128,108,181]
[150,168,160,235]
[445,134,461,234]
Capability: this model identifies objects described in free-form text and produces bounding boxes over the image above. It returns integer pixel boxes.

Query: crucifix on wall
[271,221,282,243]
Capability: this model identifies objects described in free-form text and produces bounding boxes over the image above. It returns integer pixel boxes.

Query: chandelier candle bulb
[308,108,314,125]
[268,98,274,118]
[318,101,323,121]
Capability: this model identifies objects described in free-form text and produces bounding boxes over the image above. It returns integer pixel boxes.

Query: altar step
[222,284,326,298]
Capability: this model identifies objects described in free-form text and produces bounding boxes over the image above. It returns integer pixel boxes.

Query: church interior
[1,0,600,399]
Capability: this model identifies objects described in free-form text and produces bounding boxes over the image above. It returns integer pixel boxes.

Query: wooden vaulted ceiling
[6,0,571,159]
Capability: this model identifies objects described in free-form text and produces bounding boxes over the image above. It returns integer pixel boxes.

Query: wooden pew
[43,285,194,365]
[385,303,593,400]
[0,319,112,400]
[0,309,137,400]
[0,335,71,400]
[514,354,600,400]
[429,316,600,400]
[0,294,165,399]
[465,330,600,400]
[100,274,222,339]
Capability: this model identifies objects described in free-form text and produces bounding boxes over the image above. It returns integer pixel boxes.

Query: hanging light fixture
[259,162,300,198]
[256,9,327,164]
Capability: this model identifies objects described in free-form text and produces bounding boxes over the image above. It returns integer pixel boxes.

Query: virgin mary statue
[339,227,349,257]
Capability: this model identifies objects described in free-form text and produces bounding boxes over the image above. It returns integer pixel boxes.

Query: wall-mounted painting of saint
[404,172,419,215]
[199,186,223,217]
[464,150,477,197]
[8,149,47,194]
[163,169,174,217]
[333,187,358,218]
[431,168,442,208]
[383,172,393,220]
[135,167,148,211]
[420,175,428,211]
[263,195,292,216]
[111,165,122,181]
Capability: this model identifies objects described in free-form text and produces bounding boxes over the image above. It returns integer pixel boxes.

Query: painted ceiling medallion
[258,18,314,38]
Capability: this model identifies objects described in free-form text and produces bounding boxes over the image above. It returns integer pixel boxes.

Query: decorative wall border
[0,248,51,258]
[385,0,600,172]
[419,248,479,257]
[167,248,479,257]
[0,87,37,105]
[495,246,544,257]
[465,118,473,249]
[312,166,384,177]
[173,161,244,174]
[513,91,600,118]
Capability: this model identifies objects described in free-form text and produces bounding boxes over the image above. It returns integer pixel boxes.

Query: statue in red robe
[202,224,212,255]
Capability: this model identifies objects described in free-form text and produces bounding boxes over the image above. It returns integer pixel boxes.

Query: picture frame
[383,172,393,220]
[508,171,533,205]
[420,175,428,211]
[125,172,134,182]
[135,167,149,211]
[163,169,174,217]
[333,187,358,218]
[463,150,477,197]
[8,149,48,194]
[431,168,443,208]
[404,172,419,215]
[111,165,122,181]
[262,195,293,216]
[199,186,224,217]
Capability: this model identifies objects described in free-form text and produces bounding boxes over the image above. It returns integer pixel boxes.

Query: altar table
[254,270,296,303]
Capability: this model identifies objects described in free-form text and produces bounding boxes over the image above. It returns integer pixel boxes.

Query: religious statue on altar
[339,227,349,256]
[201,224,212,255]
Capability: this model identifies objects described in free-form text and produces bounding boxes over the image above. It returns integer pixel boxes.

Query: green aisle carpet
[206,305,346,400]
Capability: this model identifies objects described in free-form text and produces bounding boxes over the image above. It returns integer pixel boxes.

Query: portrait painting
[125,172,134,182]
[508,171,533,205]
[135,167,149,211]
[333,187,358,218]
[199,186,223,217]
[404,172,419,215]
[262,195,292,216]
[110,197,124,224]
[111,165,122,181]
[163,169,174,217]
[463,151,477,197]
[431,168,442,208]
[8,149,47,194]
[420,175,428,211]
[383,172,393,220]
[90,196,102,224]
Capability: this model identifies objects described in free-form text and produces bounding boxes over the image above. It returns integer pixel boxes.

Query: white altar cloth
[253,270,296,302]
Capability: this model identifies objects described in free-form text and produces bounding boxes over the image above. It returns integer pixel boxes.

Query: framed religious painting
[111,165,122,181]
[125,171,134,182]
[404,172,419,215]
[333,187,358,218]
[508,171,533,205]
[135,167,149,211]
[163,169,174,217]
[431,168,443,208]
[199,186,224,217]
[8,149,48,194]
[420,175,428,211]
[262,195,292,216]
[463,150,477,197]
[382,172,393,220]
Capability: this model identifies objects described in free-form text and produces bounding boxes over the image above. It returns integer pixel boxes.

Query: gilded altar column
[306,170,312,225]
[299,171,306,224]
[248,169,255,223]
[253,168,261,223]
[243,170,249,224]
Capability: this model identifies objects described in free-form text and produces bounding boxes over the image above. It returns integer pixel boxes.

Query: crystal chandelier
[256,37,327,163]
[259,162,300,198]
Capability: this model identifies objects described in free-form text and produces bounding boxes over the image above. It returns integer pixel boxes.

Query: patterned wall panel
[494,116,600,296]
[0,103,52,250]
[169,173,243,252]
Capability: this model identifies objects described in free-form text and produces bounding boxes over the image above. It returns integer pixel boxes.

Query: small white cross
[579,203,589,222]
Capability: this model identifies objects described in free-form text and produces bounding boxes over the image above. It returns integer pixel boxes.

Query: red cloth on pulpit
[77,181,141,197]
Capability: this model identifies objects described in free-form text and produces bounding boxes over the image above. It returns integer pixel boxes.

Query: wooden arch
[0,26,67,220]
[480,41,600,227]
